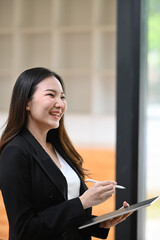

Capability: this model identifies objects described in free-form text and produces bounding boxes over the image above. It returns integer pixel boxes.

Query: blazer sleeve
[0,144,87,240]
[80,223,110,239]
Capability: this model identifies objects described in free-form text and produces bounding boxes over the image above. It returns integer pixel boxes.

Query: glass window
[146,0,160,239]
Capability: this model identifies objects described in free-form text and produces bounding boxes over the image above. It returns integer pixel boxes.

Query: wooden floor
[0,148,115,240]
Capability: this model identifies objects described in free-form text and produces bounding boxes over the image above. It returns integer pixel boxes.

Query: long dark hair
[0,67,86,178]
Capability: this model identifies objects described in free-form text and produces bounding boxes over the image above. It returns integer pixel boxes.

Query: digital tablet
[79,196,159,230]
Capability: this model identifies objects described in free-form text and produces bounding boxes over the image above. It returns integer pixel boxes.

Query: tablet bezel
[79,196,159,230]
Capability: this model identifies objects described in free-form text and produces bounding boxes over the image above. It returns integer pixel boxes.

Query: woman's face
[26,76,67,132]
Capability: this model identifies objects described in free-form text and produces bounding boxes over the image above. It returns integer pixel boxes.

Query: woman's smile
[49,111,62,120]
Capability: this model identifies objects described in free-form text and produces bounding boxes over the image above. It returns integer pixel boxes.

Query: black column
[116,0,141,239]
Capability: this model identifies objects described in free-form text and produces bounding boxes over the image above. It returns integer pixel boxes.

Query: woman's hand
[79,180,116,209]
[99,201,133,229]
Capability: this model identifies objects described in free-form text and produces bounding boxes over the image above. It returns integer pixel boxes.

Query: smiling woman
[26,76,67,136]
[0,67,131,240]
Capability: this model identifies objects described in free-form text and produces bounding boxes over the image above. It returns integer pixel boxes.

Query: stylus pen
[86,179,126,189]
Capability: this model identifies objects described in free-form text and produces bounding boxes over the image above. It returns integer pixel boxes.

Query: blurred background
[145,0,160,239]
[0,0,159,240]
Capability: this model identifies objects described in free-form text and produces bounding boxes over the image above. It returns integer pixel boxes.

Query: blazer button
[49,195,54,199]
[62,232,67,239]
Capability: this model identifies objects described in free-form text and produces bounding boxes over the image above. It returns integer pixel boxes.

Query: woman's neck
[27,123,48,148]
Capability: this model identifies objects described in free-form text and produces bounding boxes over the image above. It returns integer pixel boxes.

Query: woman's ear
[26,101,30,111]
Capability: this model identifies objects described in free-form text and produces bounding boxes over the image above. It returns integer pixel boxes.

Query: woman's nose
[54,98,64,108]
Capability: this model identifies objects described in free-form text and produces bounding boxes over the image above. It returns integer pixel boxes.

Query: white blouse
[55,150,81,200]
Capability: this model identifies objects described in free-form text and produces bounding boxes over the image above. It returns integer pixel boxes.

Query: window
[145,0,160,239]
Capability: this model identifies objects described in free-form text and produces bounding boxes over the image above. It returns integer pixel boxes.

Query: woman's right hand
[79,180,116,209]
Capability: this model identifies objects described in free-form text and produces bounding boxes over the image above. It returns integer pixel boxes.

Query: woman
[0,67,131,240]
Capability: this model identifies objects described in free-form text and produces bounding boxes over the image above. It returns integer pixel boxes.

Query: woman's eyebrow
[44,89,65,94]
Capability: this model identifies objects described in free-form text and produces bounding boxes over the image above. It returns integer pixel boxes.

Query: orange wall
[0,148,115,240]
[79,147,116,240]
[0,191,8,239]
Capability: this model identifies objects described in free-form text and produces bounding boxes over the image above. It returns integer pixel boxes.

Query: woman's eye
[47,93,54,98]
[61,96,66,100]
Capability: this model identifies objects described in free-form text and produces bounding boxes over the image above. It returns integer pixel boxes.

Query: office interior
[0,0,159,240]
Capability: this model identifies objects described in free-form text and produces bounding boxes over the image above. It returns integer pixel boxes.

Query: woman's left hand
[99,201,133,229]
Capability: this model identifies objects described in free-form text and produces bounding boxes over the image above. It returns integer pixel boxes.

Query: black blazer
[0,128,109,240]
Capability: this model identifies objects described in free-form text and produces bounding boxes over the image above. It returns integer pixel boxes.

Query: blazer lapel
[21,128,68,200]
